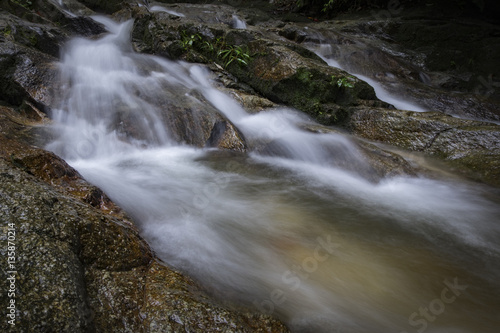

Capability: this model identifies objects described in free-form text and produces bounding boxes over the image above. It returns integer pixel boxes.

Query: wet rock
[0,11,65,57]
[128,82,247,150]
[0,156,289,333]
[157,89,247,149]
[299,12,500,121]
[206,120,247,152]
[0,41,58,112]
[232,39,378,125]
[0,1,103,53]
[348,107,500,186]
[225,89,277,113]
[129,3,382,125]
[0,105,127,218]
[300,123,418,181]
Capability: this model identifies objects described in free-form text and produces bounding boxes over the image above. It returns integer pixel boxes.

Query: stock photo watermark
[400,278,468,333]
[5,221,17,326]
[253,234,341,315]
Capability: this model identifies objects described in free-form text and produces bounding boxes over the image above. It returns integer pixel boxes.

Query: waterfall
[232,14,247,29]
[48,18,500,333]
[149,5,185,17]
[313,43,427,112]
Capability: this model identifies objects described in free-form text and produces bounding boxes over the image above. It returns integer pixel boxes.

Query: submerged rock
[299,123,418,181]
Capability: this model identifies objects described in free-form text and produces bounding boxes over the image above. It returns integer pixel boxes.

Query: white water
[314,44,427,112]
[149,5,185,17]
[232,14,247,29]
[48,18,500,333]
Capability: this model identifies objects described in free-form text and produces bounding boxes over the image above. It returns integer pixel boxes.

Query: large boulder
[0,40,58,113]
[348,107,500,186]
[282,9,500,121]
[129,3,385,125]
[229,38,382,125]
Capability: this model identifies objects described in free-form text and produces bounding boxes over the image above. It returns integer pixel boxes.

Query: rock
[348,107,500,186]
[296,11,500,121]
[0,39,59,113]
[0,11,65,57]
[155,88,248,150]
[232,39,379,125]
[111,78,247,150]
[129,4,383,125]
[0,0,104,48]
[205,120,247,152]
[0,158,99,332]
[300,123,418,181]
[0,105,126,217]
[225,89,277,113]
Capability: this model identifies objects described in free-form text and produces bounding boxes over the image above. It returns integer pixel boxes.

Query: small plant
[180,31,201,50]
[217,45,251,68]
[201,40,215,53]
[179,31,252,68]
[322,0,336,12]
[331,75,355,89]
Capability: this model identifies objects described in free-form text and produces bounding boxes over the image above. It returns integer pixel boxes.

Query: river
[47,16,500,333]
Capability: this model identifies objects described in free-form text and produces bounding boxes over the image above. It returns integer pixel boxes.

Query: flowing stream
[47,17,500,333]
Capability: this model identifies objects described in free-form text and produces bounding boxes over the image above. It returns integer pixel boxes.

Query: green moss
[273,68,339,107]
[2,25,12,37]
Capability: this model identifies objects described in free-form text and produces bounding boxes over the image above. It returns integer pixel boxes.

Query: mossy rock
[224,39,377,125]
[348,107,500,186]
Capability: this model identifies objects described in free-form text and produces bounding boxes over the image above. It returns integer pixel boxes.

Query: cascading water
[149,5,185,17]
[312,43,427,112]
[232,14,247,29]
[48,18,500,333]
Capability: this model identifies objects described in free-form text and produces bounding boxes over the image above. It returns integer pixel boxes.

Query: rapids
[47,17,500,333]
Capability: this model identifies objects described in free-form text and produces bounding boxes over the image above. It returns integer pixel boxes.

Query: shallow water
[48,17,500,333]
